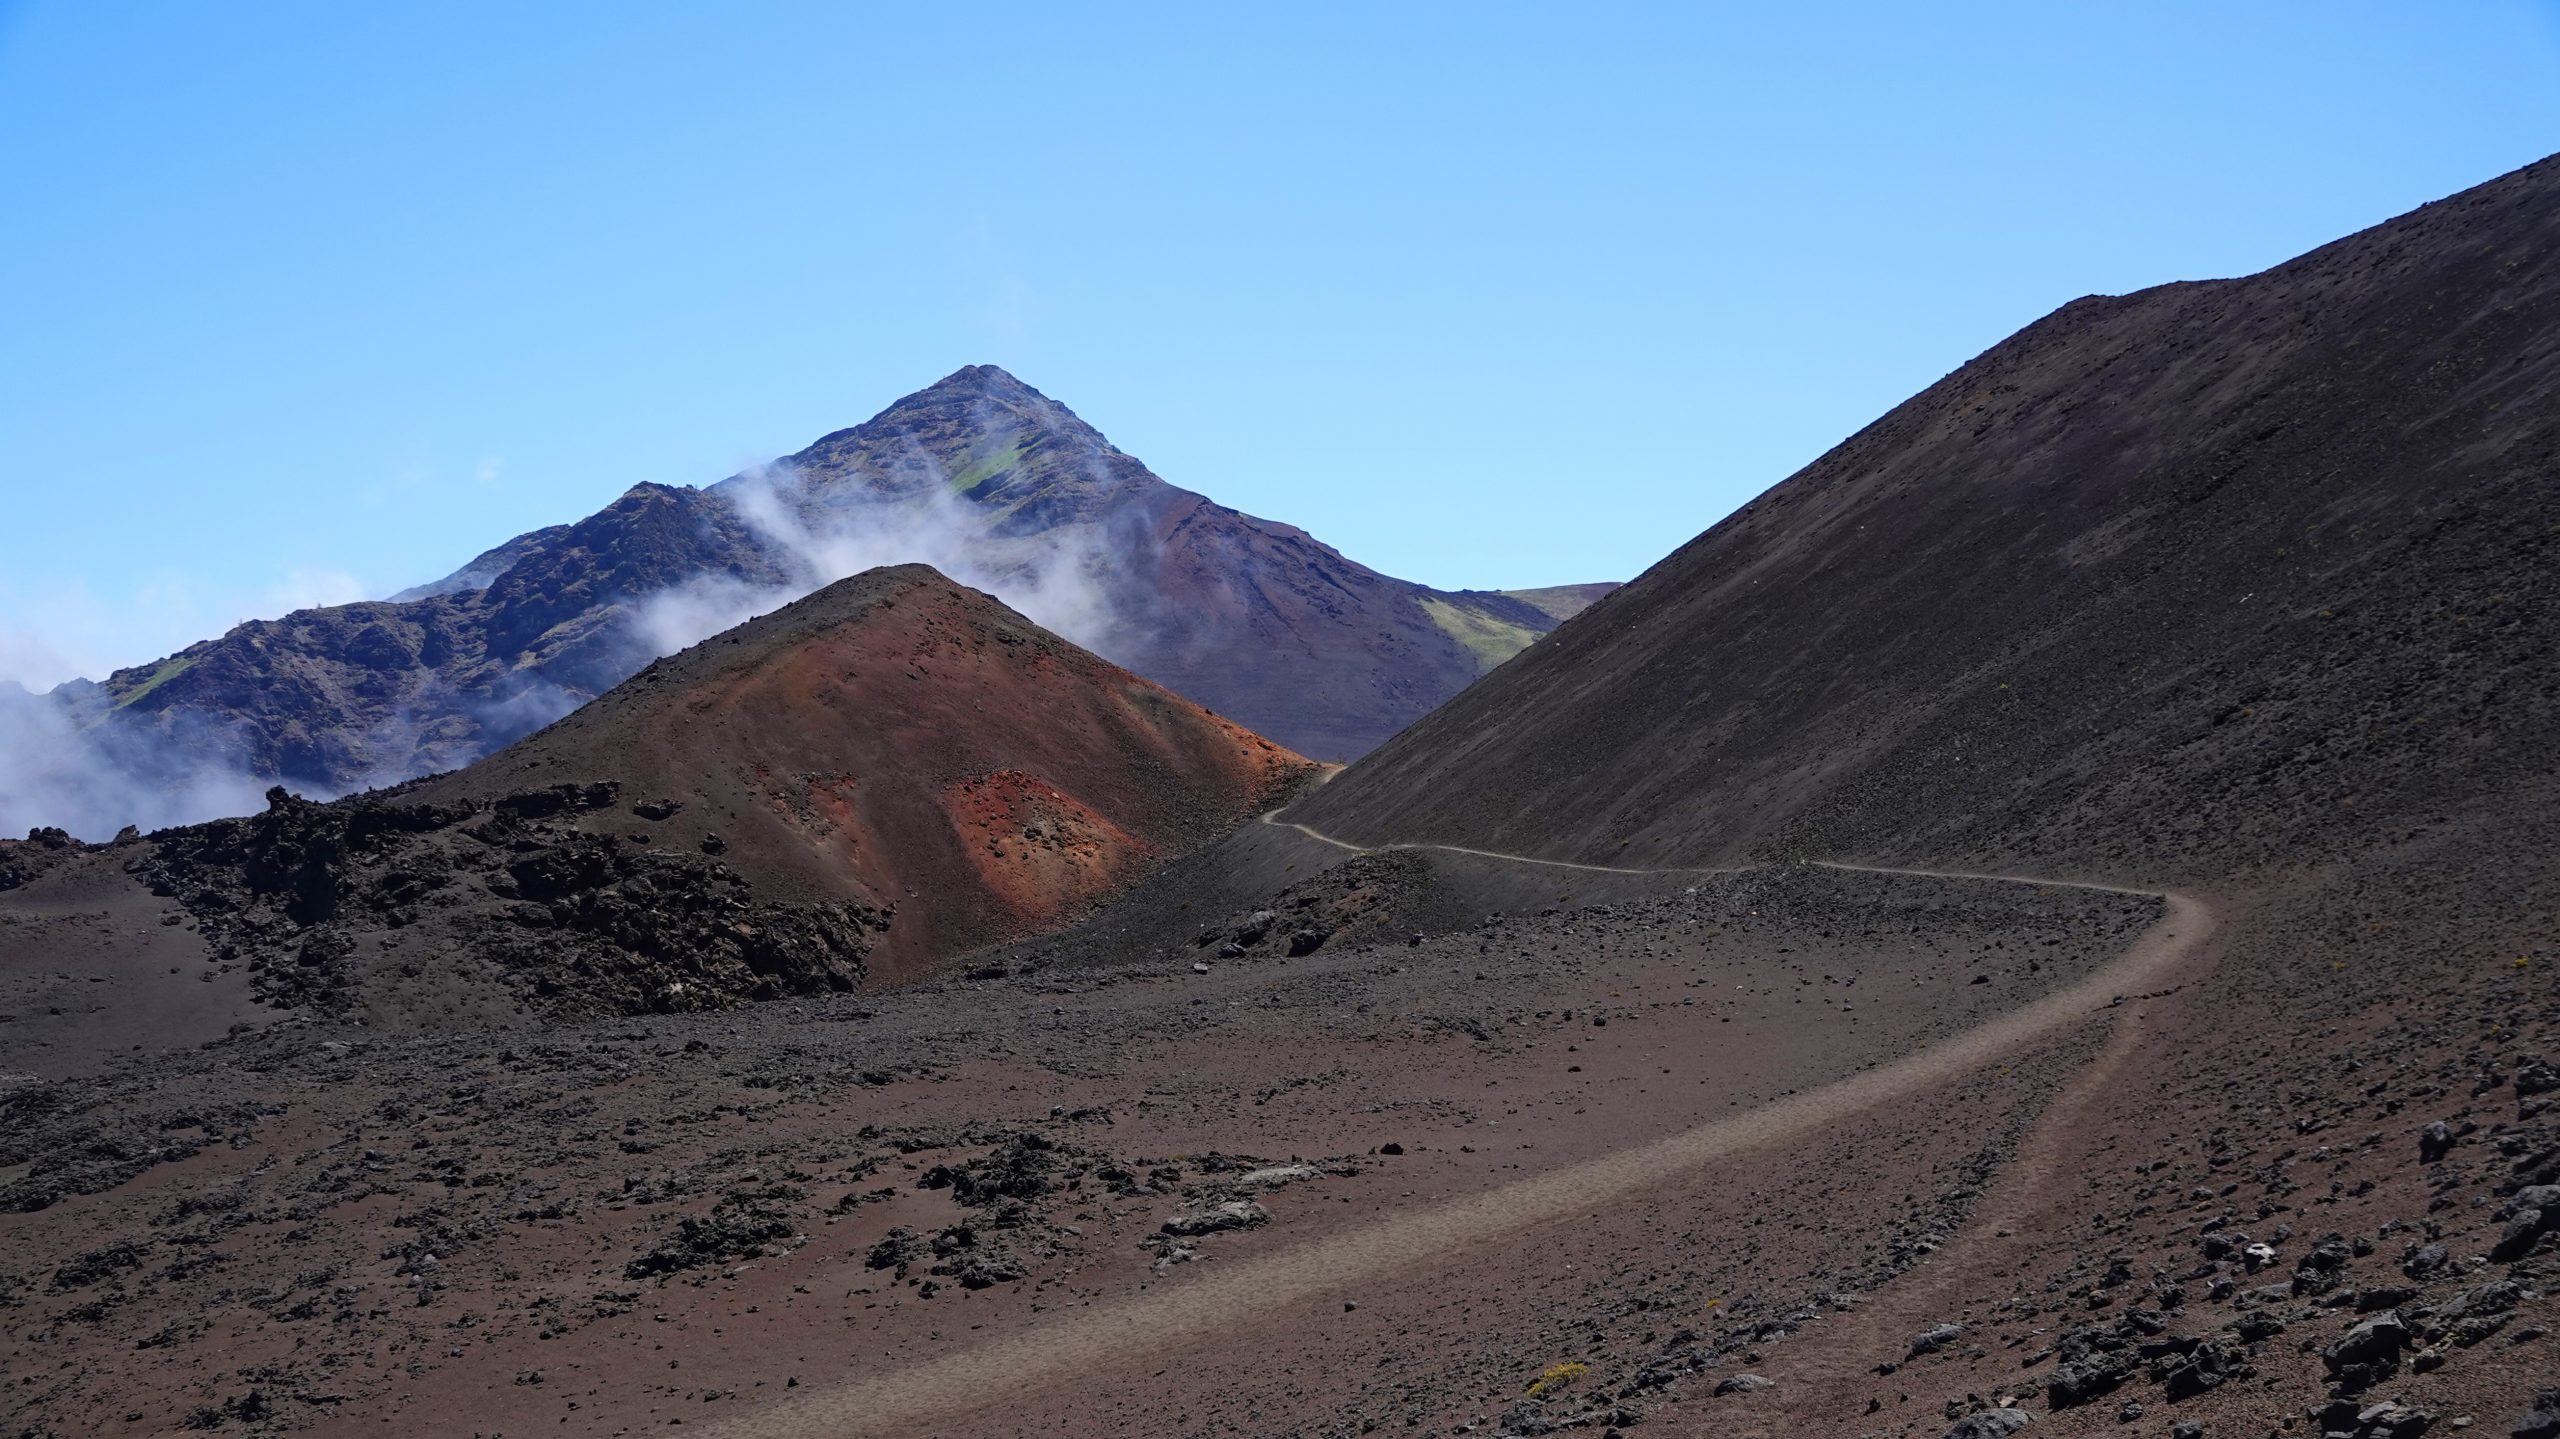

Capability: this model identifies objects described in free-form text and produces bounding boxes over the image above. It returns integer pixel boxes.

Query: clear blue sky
[4,2,2556,689]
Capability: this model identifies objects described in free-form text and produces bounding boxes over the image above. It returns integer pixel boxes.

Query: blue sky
[3,1,2556,688]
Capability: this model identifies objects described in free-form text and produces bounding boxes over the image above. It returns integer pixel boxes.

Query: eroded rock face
[127,782,882,1020]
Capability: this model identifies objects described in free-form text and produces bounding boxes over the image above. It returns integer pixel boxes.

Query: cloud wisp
[1,431,1173,841]
[630,460,1149,667]
[0,683,274,841]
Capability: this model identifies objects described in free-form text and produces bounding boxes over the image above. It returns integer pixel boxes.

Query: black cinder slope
[1294,154,2560,880]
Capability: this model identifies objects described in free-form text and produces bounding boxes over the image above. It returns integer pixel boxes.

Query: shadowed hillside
[1295,155,2560,879]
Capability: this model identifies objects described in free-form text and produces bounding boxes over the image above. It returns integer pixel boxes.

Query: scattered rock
[1160,1200,1270,1237]
[1712,1374,1771,1396]
[1942,1408,2031,1439]
[2513,1388,2560,1439]
[2322,1311,2409,1390]
[624,1194,795,1279]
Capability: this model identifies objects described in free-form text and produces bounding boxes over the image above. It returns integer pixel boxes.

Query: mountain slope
[14,368,1605,837]
[1144,153,2560,1437]
[1293,153,2560,877]
[1494,582,1619,624]
[98,564,1309,1024]
[407,563,1311,983]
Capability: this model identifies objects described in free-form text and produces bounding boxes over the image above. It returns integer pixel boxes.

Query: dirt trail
[709,838,2214,1439]
[1258,796,1748,878]
[1701,863,2218,1436]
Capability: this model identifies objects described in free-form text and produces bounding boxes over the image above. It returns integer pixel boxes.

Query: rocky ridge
[13,367,1609,838]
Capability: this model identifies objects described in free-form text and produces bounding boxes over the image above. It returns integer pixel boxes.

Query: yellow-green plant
[1524,1361,1588,1398]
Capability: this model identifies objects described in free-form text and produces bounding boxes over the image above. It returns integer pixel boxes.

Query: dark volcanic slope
[21,368,1600,837]
[1295,154,2560,877]
[1157,154,2560,1438]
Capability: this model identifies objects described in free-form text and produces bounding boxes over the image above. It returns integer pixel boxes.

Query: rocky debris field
[0,862,2175,1437]
[121,781,887,1023]
[1825,987,2560,1439]
[0,826,103,896]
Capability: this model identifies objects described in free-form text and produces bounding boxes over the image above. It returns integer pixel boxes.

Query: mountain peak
[772,364,1156,519]
[919,363,1042,403]
[946,361,1026,387]
[791,365,1086,464]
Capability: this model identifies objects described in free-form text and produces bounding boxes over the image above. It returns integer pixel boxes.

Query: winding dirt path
[1259,800,1748,878]
[709,832,2214,1439]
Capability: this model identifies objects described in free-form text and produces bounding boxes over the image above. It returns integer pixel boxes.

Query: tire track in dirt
[711,842,2212,1439]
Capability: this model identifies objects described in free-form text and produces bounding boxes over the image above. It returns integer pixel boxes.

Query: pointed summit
[780,363,1156,513]
[863,364,1072,433]
[921,363,1040,401]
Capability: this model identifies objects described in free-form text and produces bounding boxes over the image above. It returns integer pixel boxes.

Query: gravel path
[710,852,2212,1439]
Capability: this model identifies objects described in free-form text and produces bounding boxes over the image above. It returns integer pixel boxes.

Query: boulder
[2513,1388,2560,1439]
[1943,1408,2032,1439]
[1712,1374,1772,1396]
[2321,1311,2408,1388]
[1160,1200,1270,1237]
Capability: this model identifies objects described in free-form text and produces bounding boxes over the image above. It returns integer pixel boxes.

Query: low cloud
[3,434,1176,842]
[631,460,1145,665]
[0,630,86,695]
[0,685,274,841]
[0,566,371,840]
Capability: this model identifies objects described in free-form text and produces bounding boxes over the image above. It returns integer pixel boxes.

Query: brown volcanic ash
[408,563,1311,984]
[1294,153,2560,878]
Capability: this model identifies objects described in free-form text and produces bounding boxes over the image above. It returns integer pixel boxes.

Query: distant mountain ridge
[10,366,1613,836]
[84,564,1312,1023]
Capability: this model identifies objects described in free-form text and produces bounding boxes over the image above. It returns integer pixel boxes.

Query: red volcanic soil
[413,564,1311,982]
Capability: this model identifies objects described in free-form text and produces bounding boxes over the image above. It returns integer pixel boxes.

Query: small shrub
[1525,1360,1588,1398]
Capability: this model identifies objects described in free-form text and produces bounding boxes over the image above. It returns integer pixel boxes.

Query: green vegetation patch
[111,655,197,710]
[1421,597,1542,673]
[946,435,1030,499]
[1498,583,1618,624]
